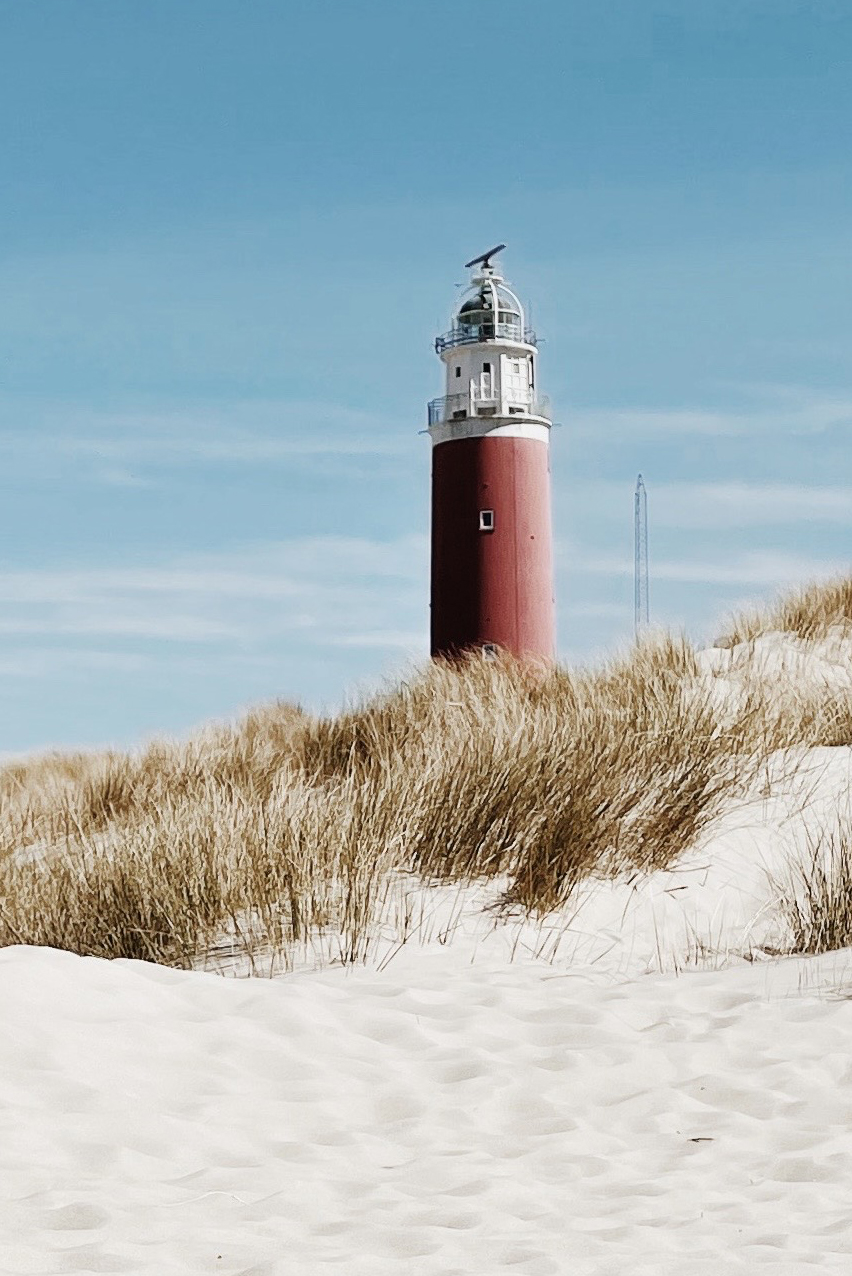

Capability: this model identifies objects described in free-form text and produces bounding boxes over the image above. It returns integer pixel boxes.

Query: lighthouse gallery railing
[435,323,538,353]
[428,392,551,427]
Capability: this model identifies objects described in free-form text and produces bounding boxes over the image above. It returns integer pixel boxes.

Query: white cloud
[573,548,848,586]
[570,482,852,529]
[653,552,850,587]
[0,616,244,641]
[0,400,410,470]
[0,650,151,679]
[327,629,426,650]
[94,467,152,488]
[565,393,852,440]
[0,536,426,601]
[564,602,632,620]
[0,536,429,650]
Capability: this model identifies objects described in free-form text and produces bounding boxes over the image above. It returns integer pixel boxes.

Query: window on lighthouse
[497,309,521,340]
[479,510,495,532]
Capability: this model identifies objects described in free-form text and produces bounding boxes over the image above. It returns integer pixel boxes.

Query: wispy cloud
[10,540,836,668]
[564,602,632,620]
[93,466,153,488]
[0,650,151,679]
[0,616,245,640]
[0,536,429,652]
[327,629,427,650]
[0,399,410,471]
[573,548,848,586]
[571,482,852,529]
[6,388,849,481]
[566,392,852,439]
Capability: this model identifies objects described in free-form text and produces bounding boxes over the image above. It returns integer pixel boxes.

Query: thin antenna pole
[634,474,649,639]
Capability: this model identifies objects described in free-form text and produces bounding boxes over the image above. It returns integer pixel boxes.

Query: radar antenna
[464,244,506,271]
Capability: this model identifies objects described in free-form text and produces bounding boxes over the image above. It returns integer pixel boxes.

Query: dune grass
[0,637,757,967]
[3,575,852,971]
[720,575,852,647]
[773,826,852,958]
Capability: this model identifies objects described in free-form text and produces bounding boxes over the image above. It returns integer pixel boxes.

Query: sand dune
[3,937,852,1274]
[4,627,852,1272]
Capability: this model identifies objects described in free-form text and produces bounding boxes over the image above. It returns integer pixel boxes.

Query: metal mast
[634,474,649,638]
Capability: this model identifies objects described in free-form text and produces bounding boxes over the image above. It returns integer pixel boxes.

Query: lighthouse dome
[455,278,524,342]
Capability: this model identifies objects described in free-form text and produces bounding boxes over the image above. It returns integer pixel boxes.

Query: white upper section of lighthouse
[427,250,551,445]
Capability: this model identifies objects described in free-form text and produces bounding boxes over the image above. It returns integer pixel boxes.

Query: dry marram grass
[3,575,852,971]
[0,637,759,967]
[720,575,852,647]
[772,825,852,958]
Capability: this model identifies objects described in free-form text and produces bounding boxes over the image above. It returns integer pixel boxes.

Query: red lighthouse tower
[428,246,555,662]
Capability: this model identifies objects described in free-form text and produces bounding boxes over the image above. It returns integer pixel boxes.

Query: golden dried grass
[0,636,759,966]
[720,575,852,647]
[3,579,852,970]
[772,826,852,957]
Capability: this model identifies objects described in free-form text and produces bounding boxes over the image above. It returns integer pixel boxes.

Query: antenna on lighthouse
[634,474,649,639]
[464,244,506,271]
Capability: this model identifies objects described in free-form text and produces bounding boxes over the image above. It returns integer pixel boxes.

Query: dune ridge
[4,576,852,1270]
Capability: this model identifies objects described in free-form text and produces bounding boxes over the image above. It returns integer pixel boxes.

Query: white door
[502,356,530,405]
[473,368,495,401]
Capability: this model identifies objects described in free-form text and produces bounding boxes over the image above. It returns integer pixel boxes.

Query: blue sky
[2,0,851,752]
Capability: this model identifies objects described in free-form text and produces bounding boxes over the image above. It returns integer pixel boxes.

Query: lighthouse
[427,246,555,662]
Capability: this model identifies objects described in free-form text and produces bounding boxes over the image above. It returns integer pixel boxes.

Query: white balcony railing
[434,323,538,353]
[427,391,550,427]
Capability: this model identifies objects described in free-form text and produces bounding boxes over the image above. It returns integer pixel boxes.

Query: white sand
[3,941,852,1274]
[4,632,852,1273]
[697,627,852,693]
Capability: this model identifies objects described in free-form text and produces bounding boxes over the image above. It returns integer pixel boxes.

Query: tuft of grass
[0,767,398,969]
[701,631,852,753]
[0,701,311,860]
[720,574,852,647]
[774,828,852,957]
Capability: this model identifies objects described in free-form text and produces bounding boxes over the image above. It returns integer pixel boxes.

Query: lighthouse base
[430,434,555,662]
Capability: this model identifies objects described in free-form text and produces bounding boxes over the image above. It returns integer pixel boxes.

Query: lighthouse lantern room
[428,246,556,662]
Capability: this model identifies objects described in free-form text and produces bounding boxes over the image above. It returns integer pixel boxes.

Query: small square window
[479,509,495,532]
[455,366,461,378]
[483,361,492,374]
